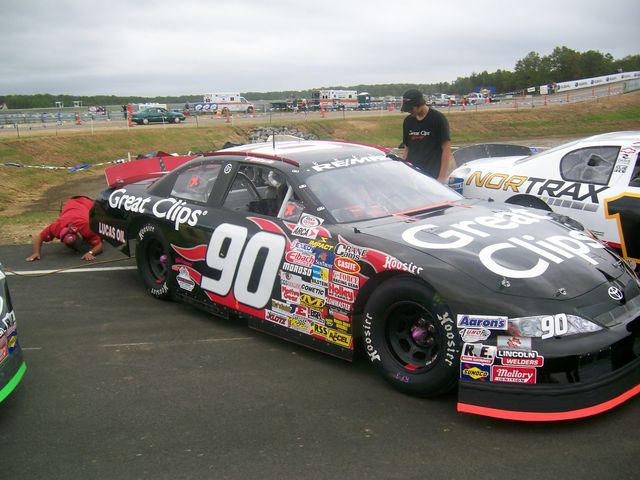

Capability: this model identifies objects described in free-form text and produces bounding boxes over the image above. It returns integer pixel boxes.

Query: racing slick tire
[135,223,173,300]
[363,277,461,397]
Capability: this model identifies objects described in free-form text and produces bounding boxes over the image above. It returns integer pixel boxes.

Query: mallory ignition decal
[401,208,606,278]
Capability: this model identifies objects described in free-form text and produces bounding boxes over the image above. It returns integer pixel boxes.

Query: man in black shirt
[400,89,452,183]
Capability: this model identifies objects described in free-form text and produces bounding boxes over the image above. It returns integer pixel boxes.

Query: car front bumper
[457,347,640,421]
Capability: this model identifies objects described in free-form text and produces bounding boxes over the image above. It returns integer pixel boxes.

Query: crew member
[400,89,452,183]
[26,196,103,261]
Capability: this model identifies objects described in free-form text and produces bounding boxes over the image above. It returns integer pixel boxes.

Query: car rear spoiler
[104,152,199,188]
[453,144,536,167]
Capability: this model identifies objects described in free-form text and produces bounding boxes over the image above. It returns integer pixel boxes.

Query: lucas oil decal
[401,208,606,278]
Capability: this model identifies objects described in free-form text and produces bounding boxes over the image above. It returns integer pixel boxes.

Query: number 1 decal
[201,223,286,309]
[604,193,640,261]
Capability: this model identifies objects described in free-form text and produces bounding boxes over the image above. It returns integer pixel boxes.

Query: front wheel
[142,118,149,125]
[135,223,173,300]
[173,116,181,123]
[363,278,461,397]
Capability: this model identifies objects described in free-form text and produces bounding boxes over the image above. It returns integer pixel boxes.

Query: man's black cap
[401,89,425,112]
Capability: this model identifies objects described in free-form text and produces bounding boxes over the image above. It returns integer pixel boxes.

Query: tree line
[2,46,638,109]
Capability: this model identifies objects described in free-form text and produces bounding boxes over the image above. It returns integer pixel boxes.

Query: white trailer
[201,93,255,114]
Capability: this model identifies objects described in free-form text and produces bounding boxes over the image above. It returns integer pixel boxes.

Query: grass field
[1,91,639,245]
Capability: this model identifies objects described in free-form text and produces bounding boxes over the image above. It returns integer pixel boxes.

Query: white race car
[448,131,640,263]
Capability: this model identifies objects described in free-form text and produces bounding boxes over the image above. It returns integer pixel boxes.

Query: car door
[603,146,640,261]
[168,161,311,314]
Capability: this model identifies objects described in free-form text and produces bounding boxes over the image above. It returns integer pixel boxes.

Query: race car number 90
[201,223,286,309]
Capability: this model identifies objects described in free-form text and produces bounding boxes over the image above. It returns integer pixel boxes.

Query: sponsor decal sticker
[0,338,7,363]
[288,316,311,333]
[334,256,360,274]
[299,293,325,310]
[326,329,352,348]
[298,213,324,228]
[457,314,508,330]
[491,365,537,384]
[281,285,300,303]
[98,222,126,243]
[335,243,366,261]
[461,343,496,365]
[311,265,329,285]
[459,327,491,342]
[331,270,360,289]
[281,263,312,277]
[497,336,532,350]
[497,348,544,367]
[265,310,288,326]
[460,362,490,381]
[176,267,196,292]
[328,282,355,303]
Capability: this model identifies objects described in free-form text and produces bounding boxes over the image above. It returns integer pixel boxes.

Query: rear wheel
[363,278,461,397]
[135,223,173,300]
[173,116,181,123]
[142,118,149,125]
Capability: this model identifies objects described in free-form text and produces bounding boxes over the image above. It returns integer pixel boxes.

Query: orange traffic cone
[225,110,231,123]
[75,112,81,125]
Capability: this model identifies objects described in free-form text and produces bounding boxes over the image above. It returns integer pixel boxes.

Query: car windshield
[306,159,461,222]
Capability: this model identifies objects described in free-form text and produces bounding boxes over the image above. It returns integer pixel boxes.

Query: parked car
[132,107,185,125]
[463,93,487,105]
[0,262,26,403]
[91,139,640,421]
[428,94,456,107]
[448,131,640,264]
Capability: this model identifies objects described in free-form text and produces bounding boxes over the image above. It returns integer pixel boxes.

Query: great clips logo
[401,208,605,278]
[108,189,207,231]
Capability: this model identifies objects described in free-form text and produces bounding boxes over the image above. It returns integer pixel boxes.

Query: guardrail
[1,79,638,136]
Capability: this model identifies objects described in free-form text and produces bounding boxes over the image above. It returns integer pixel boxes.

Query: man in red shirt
[26,196,103,261]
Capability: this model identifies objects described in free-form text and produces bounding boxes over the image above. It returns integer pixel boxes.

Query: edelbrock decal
[402,208,605,278]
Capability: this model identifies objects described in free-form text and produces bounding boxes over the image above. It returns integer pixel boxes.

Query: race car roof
[215,140,389,168]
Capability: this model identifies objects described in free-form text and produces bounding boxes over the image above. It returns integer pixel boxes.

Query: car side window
[560,146,619,185]
[222,165,305,220]
[171,163,221,203]
[629,153,640,187]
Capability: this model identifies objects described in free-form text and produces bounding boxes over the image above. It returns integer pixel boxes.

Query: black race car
[91,140,640,421]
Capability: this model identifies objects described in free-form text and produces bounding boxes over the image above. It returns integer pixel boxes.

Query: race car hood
[451,155,526,174]
[356,202,625,300]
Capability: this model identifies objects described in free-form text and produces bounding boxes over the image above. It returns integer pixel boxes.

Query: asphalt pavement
[0,243,637,480]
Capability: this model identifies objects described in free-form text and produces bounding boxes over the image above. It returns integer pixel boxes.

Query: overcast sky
[1,0,638,96]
